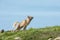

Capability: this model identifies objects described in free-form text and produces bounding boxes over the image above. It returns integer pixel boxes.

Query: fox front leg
[23,25,27,30]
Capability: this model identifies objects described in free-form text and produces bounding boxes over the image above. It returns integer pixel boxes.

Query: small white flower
[54,37,60,40]
[48,38,52,40]
[14,37,21,40]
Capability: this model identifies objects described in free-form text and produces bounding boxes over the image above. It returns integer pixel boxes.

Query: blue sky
[0,0,60,31]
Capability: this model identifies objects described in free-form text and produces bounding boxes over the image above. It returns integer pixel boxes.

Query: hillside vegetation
[0,26,60,40]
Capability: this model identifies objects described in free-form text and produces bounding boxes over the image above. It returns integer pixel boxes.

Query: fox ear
[27,16,29,17]
[27,16,32,17]
[27,16,30,18]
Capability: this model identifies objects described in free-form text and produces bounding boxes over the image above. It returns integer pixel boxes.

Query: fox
[13,16,33,31]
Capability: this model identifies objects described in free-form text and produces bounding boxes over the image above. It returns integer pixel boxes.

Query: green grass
[0,26,60,40]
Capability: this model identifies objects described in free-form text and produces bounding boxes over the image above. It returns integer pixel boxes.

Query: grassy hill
[0,26,60,40]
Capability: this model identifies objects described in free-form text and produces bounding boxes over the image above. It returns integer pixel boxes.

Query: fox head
[27,16,33,20]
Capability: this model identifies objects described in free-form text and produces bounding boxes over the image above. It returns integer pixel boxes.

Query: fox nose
[32,17,33,19]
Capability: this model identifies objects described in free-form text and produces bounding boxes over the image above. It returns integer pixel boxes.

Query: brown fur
[13,16,33,31]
